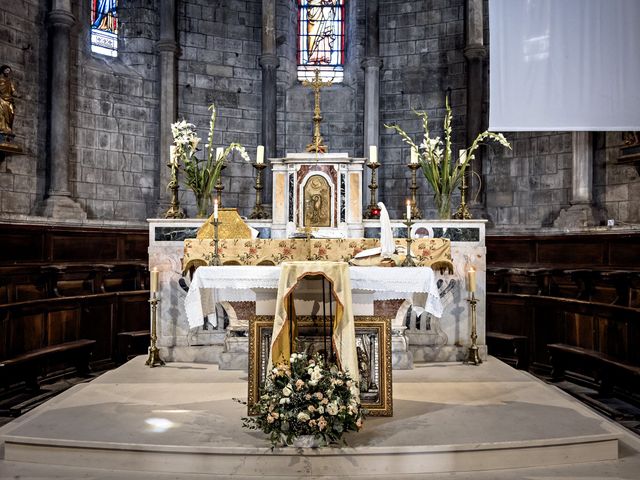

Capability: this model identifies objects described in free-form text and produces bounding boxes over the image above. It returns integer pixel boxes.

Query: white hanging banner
[489,0,640,131]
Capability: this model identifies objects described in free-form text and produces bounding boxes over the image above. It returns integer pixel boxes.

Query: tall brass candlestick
[364,161,380,219]
[214,163,226,207]
[146,290,165,367]
[209,218,222,266]
[407,163,422,219]
[465,292,482,365]
[249,162,268,219]
[401,218,417,267]
[165,162,185,219]
[453,170,472,219]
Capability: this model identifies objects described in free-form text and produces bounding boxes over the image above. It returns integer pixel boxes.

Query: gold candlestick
[214,163,226,207]
[401,218,417,267]
[465,292,482,365]
[249,162,268,219]
[146,291,165,367]
[407,163,422,219]
[165,163,185,219]
[453,169,472,219]
[364,161,380,219]
[209,218,222,266]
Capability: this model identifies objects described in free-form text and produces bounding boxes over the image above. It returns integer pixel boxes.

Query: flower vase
[435,192,452,219]
[195,194,213,218]
[292,435,321,448]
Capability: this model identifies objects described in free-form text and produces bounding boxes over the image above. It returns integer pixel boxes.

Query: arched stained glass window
[91,0,118,57]
[298,0,345,83]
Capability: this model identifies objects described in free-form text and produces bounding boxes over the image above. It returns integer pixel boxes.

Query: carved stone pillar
[362,0,381,203]
[41,0,86,219]
[464,0,486,217]
[157,0,178,216]
[260,0,278,208]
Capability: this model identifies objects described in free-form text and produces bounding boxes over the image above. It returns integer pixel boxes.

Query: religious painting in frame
[248,316,393,417]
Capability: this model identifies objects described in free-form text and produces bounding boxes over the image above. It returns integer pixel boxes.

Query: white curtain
[489,0,640,131]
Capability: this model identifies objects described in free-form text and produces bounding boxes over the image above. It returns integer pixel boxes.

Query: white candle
[459,149,467,165]
[215,147,224,162]
[213,199,219,220]
[467,266,476,293]
[170,145,177,165]
[256,145,264,164]
[410,147,419,164]
[150,267,159,293]
[369,145,378,164]
[406,199,411,221]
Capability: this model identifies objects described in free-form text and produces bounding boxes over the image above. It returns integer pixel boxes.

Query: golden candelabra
[249,162,268,219]
[209,217,222,266]
[214,162,226,207]
[165,163,185,219]
[146,291,165,367]
[407,163,422,219]
[303,69,332,153]
[401,218,417,267]
[453,170,472,219]
[364,161,380,219]
[465,292,482,365]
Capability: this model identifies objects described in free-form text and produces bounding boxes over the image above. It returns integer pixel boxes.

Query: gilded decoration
[182,237,453,273]
[196,208,252,240]
[248,316,393,416]
[303,175,331,227]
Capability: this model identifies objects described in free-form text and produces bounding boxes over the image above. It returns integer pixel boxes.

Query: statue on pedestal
[0,65,23,154]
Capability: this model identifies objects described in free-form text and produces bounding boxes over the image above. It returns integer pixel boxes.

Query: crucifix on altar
[303,68,332,153]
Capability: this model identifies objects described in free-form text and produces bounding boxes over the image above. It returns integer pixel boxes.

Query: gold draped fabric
[268,261,359,383]
[183,237,453,273]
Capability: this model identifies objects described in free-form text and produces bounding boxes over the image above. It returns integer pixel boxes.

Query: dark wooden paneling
[537,242,605,266]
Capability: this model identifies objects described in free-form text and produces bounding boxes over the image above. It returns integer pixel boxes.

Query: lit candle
[169,145,177,165]
[406,199,411,221]
[459,149,467,165]
[256,145,264,164]
[410,147,419,164]
[467,266,476,293]
[150,267,159,293]
[215,147,224,162]
[213,199,219,220]
[369,145,378,164]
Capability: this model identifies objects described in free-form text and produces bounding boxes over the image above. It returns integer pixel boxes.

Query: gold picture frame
[248,315,393,417]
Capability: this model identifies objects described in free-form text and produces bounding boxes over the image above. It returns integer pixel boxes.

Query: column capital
[464,44,486,60]
[259,54,279,69]
[361,56,383,70]
[157,39,179,54]
[47,9,75,29]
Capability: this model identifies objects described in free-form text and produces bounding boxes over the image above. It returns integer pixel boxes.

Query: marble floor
[1,356,639,479]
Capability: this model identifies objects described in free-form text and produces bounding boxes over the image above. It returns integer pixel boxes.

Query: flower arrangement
[170,104,250,217]
[385,97,511,218]
[238,352,366,448]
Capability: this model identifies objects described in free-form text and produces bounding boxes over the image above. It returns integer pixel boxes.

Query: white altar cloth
[184,266,442,329]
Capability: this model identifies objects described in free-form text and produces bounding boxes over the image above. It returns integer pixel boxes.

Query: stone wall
[0,0,48,215]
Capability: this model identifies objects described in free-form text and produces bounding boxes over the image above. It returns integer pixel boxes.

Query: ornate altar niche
[270,153,365,238]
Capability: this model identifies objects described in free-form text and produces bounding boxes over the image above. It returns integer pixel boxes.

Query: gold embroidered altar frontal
[182,237,453,272]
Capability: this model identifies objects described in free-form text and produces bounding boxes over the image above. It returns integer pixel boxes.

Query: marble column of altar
[40,0,86,219]
[260,0,278,207]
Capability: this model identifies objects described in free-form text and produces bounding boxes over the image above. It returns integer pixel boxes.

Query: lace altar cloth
[182,237,453,273]
[184,265,443,329]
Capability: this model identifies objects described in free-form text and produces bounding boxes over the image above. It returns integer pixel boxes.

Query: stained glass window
[91,0,118,57]
[298,0,345,83]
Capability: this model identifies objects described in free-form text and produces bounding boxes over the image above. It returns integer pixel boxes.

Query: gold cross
[303,69,332,153]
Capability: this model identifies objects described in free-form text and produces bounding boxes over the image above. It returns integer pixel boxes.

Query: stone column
[157,0,178,216]
[41,0,86,219]
[464,0,486,216]
[553,132,599,228]
[260,0,278,210]
[362,0,382,205]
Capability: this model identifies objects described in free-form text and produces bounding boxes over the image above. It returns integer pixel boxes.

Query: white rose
[282,386,292,397]
[297,412,310,422]
[326,403,339,416]
[317,406,324,414]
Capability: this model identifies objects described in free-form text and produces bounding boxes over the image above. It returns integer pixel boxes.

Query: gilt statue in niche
[303,175,331,227]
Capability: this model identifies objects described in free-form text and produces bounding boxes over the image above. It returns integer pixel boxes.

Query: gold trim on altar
[196,208,252,240]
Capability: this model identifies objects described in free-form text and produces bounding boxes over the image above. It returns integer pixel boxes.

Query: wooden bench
[116,330,150,364]
[548,343,640,395]
[0,339,96,390]
[487,332,529,370]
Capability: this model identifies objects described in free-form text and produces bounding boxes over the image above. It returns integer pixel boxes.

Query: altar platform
[2,357,637,479]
